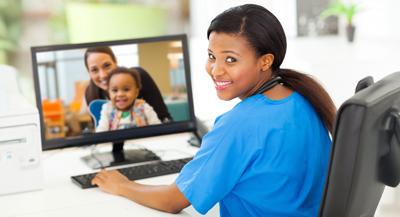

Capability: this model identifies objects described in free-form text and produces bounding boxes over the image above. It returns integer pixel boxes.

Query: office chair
[88,99,107,127]
[319,72,400,217]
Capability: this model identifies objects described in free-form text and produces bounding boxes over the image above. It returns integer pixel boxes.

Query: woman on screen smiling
[83,46,172,122]
[92,4,336,217]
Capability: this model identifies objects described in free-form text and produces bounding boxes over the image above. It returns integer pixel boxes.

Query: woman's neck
[263,84,293,100]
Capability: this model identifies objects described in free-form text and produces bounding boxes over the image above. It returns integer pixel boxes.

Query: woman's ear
[260,54,274,72]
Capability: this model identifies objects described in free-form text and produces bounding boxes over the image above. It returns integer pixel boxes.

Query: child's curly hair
[106,67,142,90]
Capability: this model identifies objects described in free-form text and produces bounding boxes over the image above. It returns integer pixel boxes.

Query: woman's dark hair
[106,67,142,90]
[207,4,336,134]
[84,47,117,105]
[84,46,117,69]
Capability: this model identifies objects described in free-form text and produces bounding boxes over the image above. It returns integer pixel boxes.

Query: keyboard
[71,157,193,189]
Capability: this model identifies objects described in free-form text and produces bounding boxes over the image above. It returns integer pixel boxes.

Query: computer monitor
[31,34,196,168]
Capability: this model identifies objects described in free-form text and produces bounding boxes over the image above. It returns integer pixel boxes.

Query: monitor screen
[31,34,196,166]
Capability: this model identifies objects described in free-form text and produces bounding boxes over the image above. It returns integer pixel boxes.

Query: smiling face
[205,32,272,100]
[108,73,139,111]
[86,52,118,90]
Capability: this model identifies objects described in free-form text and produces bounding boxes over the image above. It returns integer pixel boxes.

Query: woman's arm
[91,170,190,213]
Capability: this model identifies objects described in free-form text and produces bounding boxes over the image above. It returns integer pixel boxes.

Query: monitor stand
[81,141,161,169]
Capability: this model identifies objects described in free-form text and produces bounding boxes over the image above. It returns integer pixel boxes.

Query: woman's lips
[215,81,232,90]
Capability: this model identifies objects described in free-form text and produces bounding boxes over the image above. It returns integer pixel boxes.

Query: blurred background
[1,0,400,215]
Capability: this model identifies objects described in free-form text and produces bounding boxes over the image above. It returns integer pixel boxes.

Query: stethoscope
[253,76,283,95]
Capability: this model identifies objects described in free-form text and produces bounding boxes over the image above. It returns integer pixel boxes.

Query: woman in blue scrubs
[92,4,336,217]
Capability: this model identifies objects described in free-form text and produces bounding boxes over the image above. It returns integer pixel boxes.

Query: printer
[0,65,43,195]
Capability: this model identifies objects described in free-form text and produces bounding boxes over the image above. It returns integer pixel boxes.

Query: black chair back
[319,72,400,217]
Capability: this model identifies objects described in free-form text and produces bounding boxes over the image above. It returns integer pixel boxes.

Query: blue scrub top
[176,92,331,217]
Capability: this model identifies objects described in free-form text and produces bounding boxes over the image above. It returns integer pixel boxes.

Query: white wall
[354,0,400,40]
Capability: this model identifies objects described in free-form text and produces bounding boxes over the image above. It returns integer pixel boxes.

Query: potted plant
[0,0,22,64]
[321,0,359,42]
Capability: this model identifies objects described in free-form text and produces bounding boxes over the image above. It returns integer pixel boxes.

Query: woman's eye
[208,53,215,60]
[90,68,98,73]
[226,57,236,63]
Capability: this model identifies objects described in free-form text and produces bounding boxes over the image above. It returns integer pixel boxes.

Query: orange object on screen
[42,99,65,139]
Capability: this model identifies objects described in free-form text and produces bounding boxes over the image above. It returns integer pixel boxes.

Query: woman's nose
[210,62,224,77]
[99,69,108,79]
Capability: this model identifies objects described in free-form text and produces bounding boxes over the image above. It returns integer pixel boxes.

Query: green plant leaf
[320,0,359,25]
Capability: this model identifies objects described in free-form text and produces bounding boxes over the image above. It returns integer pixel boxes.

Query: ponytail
[278,69,336,134]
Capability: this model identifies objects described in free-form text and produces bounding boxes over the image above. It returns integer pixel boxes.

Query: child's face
[108,73,139,111]
[205,32,269,100]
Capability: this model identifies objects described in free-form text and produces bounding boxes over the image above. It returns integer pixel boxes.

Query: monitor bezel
[31,34,196,150]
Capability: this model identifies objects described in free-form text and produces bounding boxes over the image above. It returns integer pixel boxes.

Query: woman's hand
[91,169,131,195]
[91,169,190,213]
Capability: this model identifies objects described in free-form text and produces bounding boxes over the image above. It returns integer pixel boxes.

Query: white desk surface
[0,132,219,217]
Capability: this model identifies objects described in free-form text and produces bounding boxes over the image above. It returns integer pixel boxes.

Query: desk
[0,133,219,217]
